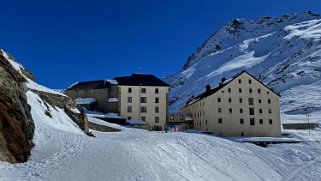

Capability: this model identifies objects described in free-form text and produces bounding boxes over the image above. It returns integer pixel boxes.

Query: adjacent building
[181,71,282,137]
[116,74,170,131]
[65,80,119,113]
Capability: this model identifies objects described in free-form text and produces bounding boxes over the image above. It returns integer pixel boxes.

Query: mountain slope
[166,12,321,118]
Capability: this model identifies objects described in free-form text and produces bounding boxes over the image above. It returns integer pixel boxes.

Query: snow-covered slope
[166,12,321,119]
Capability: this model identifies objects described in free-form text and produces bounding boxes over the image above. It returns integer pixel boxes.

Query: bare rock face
[0,54,35,163]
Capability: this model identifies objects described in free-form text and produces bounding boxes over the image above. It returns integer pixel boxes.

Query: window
[141,116,146,121]
[218,118,222,124]
[259,109,262,114]
[259,119,263,124]
[218,98,221,102]
[249,79,252,84]
[155,117,159,123]
[258,88,261,94]
[155,106,159,113]
[241,132,244,137]
[128,88,132,93]
[269,109,272,114]
[218,108,222,113]
[229,108,233,113]
[239,98,243,103]
[249,98,254,105]
[239,88,242,93]
[155,88,159,94]
[140,106,147,113]
[128,116,131,120]
[228,88,231,93]
[249,108,255,115]
[140,97,147,103]
[250,118,255,126]
[206,120,208,125]
[141,88,146,93]
[269,119,273,124]
[170,115,174,120]
[127,106,132,113]
[228,98,232,103]
[267,91,270,94]
[258,99,262,104]
[155,97,159,103]
[249,88,253,93]
[240,108,243,113]
[268,99,271,104]
[128,97,132,103]
[239,79,242,84]
[240,119,244,124]
[180,115,184,120]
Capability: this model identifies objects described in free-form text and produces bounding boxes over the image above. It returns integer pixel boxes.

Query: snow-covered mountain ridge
[165,11,321,118]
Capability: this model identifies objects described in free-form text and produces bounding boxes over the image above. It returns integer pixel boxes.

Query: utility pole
[306,113,311,136]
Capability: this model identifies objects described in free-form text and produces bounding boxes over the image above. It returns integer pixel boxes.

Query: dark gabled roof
[184,71,280,108]
[117,74,169,87]
[67,80,114,90]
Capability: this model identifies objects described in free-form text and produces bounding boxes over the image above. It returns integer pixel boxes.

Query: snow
[1,49,66,97]
[106,79,118,85]
[74,98,96,105]
[1,91,321,180]
[108,97,119,103]
[284,19,321,40]
[87,112,124,119]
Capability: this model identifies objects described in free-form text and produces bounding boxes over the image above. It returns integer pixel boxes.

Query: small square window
[229,108,233,113]
[240,119,244,124]
[141,88,146,93]
[155,97,159,103]
[249,88,253,93]
[128,116,132,120]
[155,106,159,113]
[239,98,243,103]
[269,109,272,114]
[218,98,221,102]
[241,132,244,136]
[260,119,263,124]
[155,88,159,94]
[258,99,262,104]
[258,89,261,94]
[218,108,222,113]
[249,108,254,115]
[239,88,242,93]
[140,97,147,103]
[155,117,159,123]
[141,116,146,121]
[249,98,254,105]
[140,106,147,113]
[239,79,242,84]
[128,97,132,103]
[250,118,255,126]
[228,98,232,103]
[127,106,132,113]
[268,99,271,104]
[218,118,222,124]
[240,108,243,113]
[269,119,273,124]
[249,79,252,84]
[228,88,231,93]
[128,88,132,93]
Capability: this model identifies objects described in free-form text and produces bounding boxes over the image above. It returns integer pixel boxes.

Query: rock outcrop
[0,53,35,163]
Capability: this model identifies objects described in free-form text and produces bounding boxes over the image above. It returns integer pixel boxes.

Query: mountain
[165,11,321,120]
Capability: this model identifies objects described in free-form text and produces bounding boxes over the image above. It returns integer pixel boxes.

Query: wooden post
[83,113,89,135]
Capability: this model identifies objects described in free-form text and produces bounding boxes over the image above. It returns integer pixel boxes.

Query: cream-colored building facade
[181,71,282,137]
[117,74,169,130]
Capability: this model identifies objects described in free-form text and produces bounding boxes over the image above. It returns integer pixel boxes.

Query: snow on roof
[108,98,118,103]
[106,79,118,85]
[126,119,147,125]
[74,98,96,105]
[86,112,125,119]
[1,49,67,97]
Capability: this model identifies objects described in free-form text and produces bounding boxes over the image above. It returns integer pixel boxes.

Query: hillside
[165,11,321,121]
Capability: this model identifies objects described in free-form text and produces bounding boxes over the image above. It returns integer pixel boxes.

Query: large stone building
[181,71,282,137]
[116,74,170,130]
[66,74,170,130]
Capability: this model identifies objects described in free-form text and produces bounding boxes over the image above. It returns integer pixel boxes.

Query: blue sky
[1,0,321,89]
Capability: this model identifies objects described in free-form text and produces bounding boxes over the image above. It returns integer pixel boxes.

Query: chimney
[206,85,211,92]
